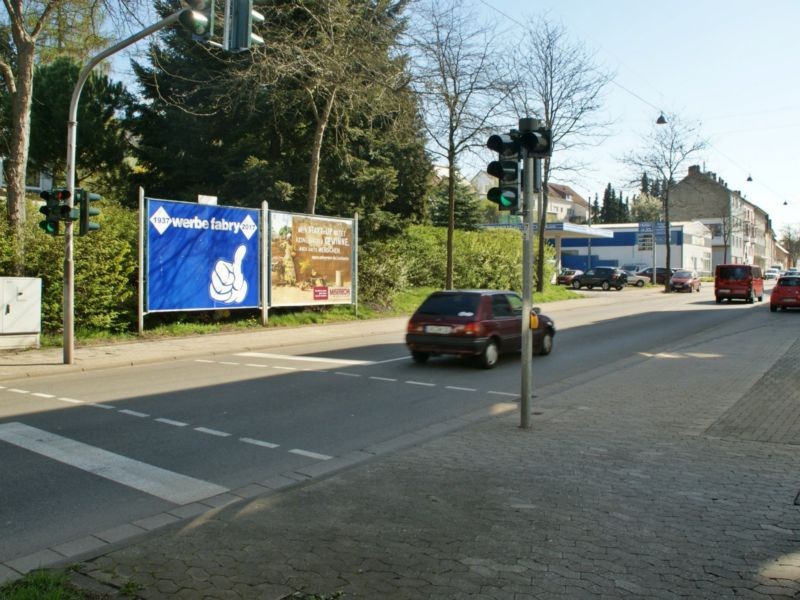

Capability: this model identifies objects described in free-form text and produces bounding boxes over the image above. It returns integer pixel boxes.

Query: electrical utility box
[0,277,42,349]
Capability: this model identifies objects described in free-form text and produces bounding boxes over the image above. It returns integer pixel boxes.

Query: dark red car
[556,269,582,285]
[405,290,556,369]
[670,270,701,293]
[770,276,800,311]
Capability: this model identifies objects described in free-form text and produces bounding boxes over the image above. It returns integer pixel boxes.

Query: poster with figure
[269,211,354,307]
[146,199,260,312]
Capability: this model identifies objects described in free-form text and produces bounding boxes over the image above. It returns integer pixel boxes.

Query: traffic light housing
[38,189,72,235]
[75,188,101,236]
[224,0,264,51]
[179,0,215,40]
[486,134,521,213]
[520,127,553,158]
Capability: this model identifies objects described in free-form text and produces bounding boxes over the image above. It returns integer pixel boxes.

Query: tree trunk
[445,147,456,290]
[305,90,336,215]
[535,160,549,293]
[5,38,36,273]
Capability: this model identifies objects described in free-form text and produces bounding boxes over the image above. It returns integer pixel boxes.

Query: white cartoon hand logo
[210,244,248,304]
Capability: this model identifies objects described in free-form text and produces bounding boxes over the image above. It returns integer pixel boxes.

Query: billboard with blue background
[146,199,260,312]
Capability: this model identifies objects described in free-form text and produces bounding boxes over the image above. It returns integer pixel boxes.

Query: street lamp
[656,113,667,125]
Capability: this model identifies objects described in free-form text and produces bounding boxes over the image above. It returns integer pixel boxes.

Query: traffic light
[224,0,264,51]
[520,127,553,158]
[38,190,60,236]
[179,0,215,40]
[75,188,101,236]
[486,133,521,212]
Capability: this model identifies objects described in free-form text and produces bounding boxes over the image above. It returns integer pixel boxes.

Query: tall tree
[623,112,706,291]
[780,225,800,267]
[511,18,613,292]
[0,0,143,267]
[428,178,483,231]
[405,0,509,289]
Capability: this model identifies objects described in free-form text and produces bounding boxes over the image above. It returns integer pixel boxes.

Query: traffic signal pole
[62,10,191,364]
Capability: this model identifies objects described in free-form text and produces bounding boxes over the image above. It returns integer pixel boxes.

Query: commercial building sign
[269,211,354,307]
[146,199,260,312]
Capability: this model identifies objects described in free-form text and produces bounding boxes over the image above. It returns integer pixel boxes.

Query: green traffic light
[487,187,517,209]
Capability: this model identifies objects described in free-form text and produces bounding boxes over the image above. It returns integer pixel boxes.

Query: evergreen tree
[591,194,601,224]
[428,179,483,231]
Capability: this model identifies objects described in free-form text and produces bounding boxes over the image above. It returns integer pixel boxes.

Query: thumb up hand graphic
[209,245,248,304]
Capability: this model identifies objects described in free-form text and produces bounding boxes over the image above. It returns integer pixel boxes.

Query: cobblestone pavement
[67,313,800,599]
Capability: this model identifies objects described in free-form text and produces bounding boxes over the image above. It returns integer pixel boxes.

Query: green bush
[358,237,409,307]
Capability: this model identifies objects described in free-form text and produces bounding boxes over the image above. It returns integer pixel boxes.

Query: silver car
[623,270,648,287]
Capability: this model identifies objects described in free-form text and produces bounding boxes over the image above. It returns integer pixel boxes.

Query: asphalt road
[0,284,774,564]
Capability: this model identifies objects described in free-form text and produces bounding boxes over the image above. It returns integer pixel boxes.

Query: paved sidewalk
[56,309,800,598]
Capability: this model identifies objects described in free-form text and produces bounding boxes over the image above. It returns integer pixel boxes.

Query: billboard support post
[261,201,269,326]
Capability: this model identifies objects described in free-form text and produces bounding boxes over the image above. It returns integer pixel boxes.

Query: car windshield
[778,277,800,287]
[416,293,480,317]
[674,270,692,278]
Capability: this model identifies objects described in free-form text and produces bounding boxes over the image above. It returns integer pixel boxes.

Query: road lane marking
[488,391,517,397]
[245,363,268,368]
[405,381,435,387]
[289,448,332,460]
[272,366,297,371]
[236,352,372,365]
[31,392,55,399]
[155,418,188,427]
[369,376,397,382]
[8,389,29,394]
[58,397,83,404]
[335,372,361,377]
[0,422,228,504]
[371,356,412,364]
[194,427,231,437]
[119,409,149,418]
[240,437,279,449]
[446,386,476,392]
[90,403,115,409]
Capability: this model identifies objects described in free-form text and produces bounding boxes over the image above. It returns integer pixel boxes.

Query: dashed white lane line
[273,366,297,371]
[194,427,231,437]
[90,403,115,410]
[289,448,332,460]
[119,409,149,418]
[0,422,228,504]
[155,418,188,427]
[406,380,436,387]
[370,376,397,382]
[335,372,361,377]
[32,392,55,399]
[240,437,279,449]
[58,397,83,405]
[488,391,517,397]
[446,386,477,392]
[8,388,29,394]
[236,352,372,366]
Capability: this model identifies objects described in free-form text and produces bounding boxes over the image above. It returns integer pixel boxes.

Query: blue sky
[471,0,800,233]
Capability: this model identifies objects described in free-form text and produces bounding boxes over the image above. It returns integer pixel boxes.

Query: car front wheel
[479,339,499,369]
[536,332,553,356]
[636,280,645,287]
[572,280,581,290]
[601,281,610,291]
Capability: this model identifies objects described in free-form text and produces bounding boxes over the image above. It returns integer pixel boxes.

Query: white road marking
[371,356,412,364]
[119,409,149,418]
[245,363,268,368]
[219,361,240,366]
[236,352,372,366]
[335,372,361,377]
[31,392,55,399]
[90,403,115,409]
[240,437,279,449]
[8,389,29,394]
[445,386,476,392]
[195,359,215,363]
[488,391,517,397]
[155,418,188,427]
[0,422,228,504]
[369,376,397,382]
[289,448,332,460]
[194,427,231,437]
[272,366,297,371]
[405,381,435,387]
[58,397,83,404]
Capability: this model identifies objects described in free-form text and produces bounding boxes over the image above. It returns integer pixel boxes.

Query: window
[491,295,512,318]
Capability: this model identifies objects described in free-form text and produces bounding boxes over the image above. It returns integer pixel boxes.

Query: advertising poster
[269,211,354,307]
[146,199,260,312]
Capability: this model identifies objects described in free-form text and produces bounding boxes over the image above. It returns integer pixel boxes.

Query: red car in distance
[770,276,800,312]
[670,270,701,293]
[556,268,582,285]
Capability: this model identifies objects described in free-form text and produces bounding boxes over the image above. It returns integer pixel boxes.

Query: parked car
[636,267,675,285]
[571,267,627,291]
[620,263,648,275]
[670,270,701,293]
[715,264,764,304]
[405,290,556,369]
[556,268,583,285]
[622,270,649,287]
[770,276,800,311]
[764,268,780,280]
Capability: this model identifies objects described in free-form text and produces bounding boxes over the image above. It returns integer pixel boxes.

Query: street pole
[519,118,539,429]
[63,10,189,364]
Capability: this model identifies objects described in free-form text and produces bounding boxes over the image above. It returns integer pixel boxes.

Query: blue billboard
[146,199,260,312]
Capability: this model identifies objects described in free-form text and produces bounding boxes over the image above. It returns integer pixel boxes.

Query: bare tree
[406,0,509,289]
[780,225,800,267]
[623,113,706,291]
[511,18,613,292]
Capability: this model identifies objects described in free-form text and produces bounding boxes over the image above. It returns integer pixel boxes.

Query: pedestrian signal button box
[0,277,42,349]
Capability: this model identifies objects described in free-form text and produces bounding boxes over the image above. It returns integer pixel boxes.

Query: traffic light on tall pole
[38,189,73,235]
[520,126,553,158]
[179,0,215,40]
[486,133,521,213]
[75,188,102,236]
[224,0,264,51]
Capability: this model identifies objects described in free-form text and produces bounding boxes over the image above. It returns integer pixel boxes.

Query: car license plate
[718,288,729,293]
[425,325,452,334]
[784,298,796,303]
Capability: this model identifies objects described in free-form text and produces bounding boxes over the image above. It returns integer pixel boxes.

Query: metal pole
[353,212,359,316]
[62,10,189,364]
[261,201,269,326]
[138,187,145,334]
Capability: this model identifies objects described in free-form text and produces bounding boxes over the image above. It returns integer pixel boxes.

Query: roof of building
[548,183,588,208]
